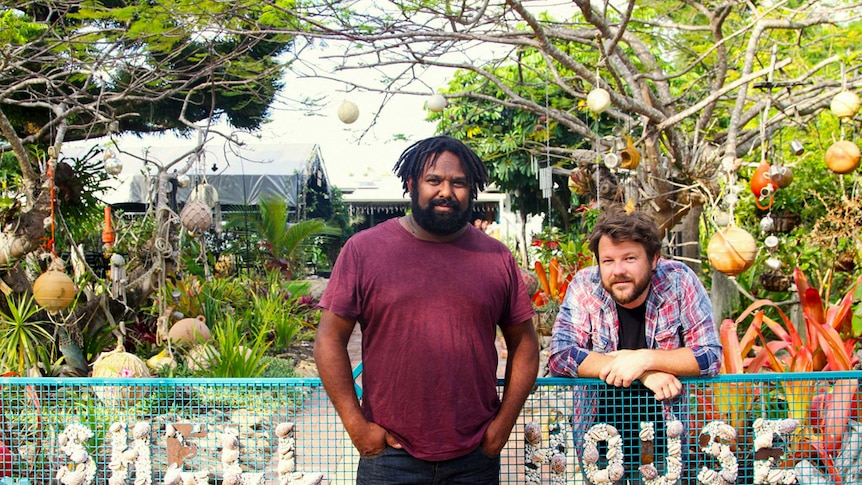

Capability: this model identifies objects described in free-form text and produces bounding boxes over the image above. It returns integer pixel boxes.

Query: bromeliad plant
[710,268,862,484]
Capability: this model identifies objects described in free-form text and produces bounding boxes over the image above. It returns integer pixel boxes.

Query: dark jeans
[356,446,500,485]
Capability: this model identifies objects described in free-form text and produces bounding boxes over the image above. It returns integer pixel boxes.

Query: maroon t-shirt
[319,218,534,461]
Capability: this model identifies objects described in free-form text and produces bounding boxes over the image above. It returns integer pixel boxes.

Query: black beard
[410,189,473,235]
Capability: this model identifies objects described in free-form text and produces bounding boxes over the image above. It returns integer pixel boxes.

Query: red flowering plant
[529,226,593,335]
[694,268,862,484]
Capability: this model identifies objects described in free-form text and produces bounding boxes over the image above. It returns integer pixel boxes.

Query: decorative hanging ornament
[175,174,191,189]
[586,88,611,113]
[750,162,777,209]
[830,90,861,119]
[765,257,782,271]
[180,200,213,236]
[824,140,861,174]
[707,226,757,277]
[102,206,115,256]
[426,94,447,113]
[775,166,793,188]
[619,136,640,170]
[33,269,76,313]
[337,100,360,124]
[759,214,774,233]
[104,149,123,176]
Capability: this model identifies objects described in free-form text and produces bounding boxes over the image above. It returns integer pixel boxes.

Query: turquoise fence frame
[0,371,860,484]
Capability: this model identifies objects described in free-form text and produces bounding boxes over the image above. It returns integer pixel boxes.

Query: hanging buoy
[824,140,861,174]
[830,90,861,119]
[102,206,115,247]
[189,183,219,208]
[180,200,213,235]
[337,101,360,124]
[426,94,447,112]
[586,88,611,113]
[175,174,191,189]
[33,269,76,313]
[707,226,757,277]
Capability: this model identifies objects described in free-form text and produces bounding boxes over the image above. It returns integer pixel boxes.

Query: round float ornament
[180,200,213,235]
[175,174,191,189]
[104,156,123,176]
[707,226,757,277]
[586,88,611,113]
[830,90,861,119]
[337,101,360,124]
[33,269,75,313]
[189,183,219,208]
[824,140,861,174]
[750,162,777,199]
[426,94,447,112]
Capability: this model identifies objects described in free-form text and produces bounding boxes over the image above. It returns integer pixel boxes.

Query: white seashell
[607,435,622,448]
[530,449,546,463]
[122,448,139,461]
[275,422,294,438]
[163,464,182,485]
[767,469,786,483]
[277,458,296,474]
[606,446,619,460]
[718,424,737,440]
[69,449,89,464]
[134,477,149,485]
[665,471,679,481]
[639,463,658,479]
[753,417,765,431]
[59,434,68,446]
[608,463,624,482]
[524,422,542,444]
[222,435,240,450]
[778,419,798,434]
[666,420,684,438]
[278,443,293,456]
[698,468,718,483]
[65,469,87,485]
[593,469,610,483]
[667,455,682,467]
[720,468,739,482]
[133,422,151,439]
[222,448,240,464]
[582,444,599,464]
[668,441,681,455]
[222,474,241,485]
[165,424,176,437]
[109,422,123,433]
[108,459,123,470]
[754,433,773,450]
[550,454,566,474]
[56,467,67,480]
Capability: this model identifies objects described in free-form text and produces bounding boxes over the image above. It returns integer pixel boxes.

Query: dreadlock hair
[393,136,488,200]
[588,205,663,261]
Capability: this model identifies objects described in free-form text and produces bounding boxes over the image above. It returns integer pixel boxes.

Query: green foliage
[245,273,305,351]
[192,314,271,378]
[0,294,53,374]
[225,197,341,277]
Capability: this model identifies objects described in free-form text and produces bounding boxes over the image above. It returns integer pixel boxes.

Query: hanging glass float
[426,94,447,112]
[586,88,611,113]
[175,174,191,189]
[707,226,757,277]
[33,269,76,313]
[830,90,861,119]
[824,140,861,174]
[180,200,212,236]
[104,150,123,176]
[337,100,360,124]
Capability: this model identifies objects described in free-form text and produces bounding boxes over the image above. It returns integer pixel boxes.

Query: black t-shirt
[617,301,647,350]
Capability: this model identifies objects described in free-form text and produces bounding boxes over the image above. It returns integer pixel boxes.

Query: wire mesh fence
[0,372,859,484]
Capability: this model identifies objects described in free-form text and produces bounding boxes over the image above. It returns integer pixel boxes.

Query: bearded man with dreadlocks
[315,136,539,484]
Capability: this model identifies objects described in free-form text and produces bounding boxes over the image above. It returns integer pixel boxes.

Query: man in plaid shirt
[548,206,722,484]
